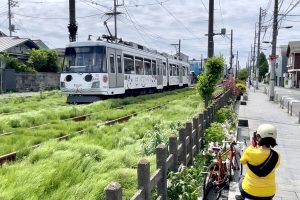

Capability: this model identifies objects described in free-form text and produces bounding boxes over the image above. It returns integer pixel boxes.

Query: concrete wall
[1,69,59,92]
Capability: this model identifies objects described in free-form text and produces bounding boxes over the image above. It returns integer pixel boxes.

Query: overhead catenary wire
[153,0,205,44]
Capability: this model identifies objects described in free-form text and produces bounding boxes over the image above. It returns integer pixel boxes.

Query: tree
[258,52,269,81]
[0,53,35,73]
[196,57,224,108]
[27,49,60,72]
[237,68,248,81]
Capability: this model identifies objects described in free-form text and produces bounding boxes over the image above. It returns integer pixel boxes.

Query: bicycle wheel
[202,163,218,200]
[229,151,242,181]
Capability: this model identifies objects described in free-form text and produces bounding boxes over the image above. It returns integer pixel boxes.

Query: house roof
[32,39,49,49]
[0,37,39,52]
[287,41,300,57]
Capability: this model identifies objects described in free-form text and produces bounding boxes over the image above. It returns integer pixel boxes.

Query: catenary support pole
[208,0,214,58]
[256,8,262,90]
[270,0,278,101]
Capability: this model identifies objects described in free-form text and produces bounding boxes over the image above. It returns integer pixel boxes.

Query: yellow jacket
[240,145,280,197]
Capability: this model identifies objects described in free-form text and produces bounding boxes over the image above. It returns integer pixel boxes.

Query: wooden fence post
[203,109,208,128]
[179,127,187,166]
[186,122,193,165]
[138,159,151,200]
[169,135,178,172]
[105,182,122,200]
[198,113,204,147]
[156,144,167,200]
[193,117,199,152]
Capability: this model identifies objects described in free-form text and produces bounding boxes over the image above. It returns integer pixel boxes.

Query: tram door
[107,48,124,88]
[179,64,183,84]
[157,59,163,86]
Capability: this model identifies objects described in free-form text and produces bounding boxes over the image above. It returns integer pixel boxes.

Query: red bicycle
[202,140,244,200]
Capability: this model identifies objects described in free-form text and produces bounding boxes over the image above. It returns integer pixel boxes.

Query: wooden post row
[156,144,167,200]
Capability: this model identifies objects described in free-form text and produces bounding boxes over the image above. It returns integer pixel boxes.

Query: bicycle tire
[202,163,219,200]
[229,151,242,181]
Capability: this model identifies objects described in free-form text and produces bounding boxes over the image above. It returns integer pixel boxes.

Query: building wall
[1,69,59,92]
[7,44,31,55]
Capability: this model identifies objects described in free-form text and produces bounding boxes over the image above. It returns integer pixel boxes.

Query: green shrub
[236,83,246,94]
[204,122,225,145]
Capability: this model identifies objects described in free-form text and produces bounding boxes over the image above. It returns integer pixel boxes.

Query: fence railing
[104,90,232,200]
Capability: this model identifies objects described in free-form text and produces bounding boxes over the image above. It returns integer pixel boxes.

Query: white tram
[60,40,191,103]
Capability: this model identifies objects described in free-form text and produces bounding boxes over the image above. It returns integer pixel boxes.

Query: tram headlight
[91,81,100,88]
[60,82,65,88]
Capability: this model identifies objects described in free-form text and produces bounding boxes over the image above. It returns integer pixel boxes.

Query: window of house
[124,54,134,74]
[135,57,144,75]
[144,59,151,75]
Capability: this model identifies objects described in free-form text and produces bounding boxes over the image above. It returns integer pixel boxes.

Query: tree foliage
[237,68,248,81]
[196,57,224,107]
[0,53,35,73]
[27,49,60,72]
[258,52,269,80]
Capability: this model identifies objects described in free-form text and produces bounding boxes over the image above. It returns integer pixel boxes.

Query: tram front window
[64,46,107,73]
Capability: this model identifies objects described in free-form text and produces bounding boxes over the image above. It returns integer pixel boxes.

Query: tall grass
[0,88,204,199]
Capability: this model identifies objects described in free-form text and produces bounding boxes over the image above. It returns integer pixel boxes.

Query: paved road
[228,84,300,200]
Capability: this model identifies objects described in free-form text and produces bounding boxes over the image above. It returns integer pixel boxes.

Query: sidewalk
[228,84,300,200]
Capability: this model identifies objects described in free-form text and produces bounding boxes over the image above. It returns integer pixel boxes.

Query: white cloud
[1,0,299,66]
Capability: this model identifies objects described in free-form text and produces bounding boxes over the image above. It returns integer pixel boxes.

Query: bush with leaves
[236,83,246,94]
[196,57,225,107]
[237,68,248,81]
[27,49,60,72]
[168,153,213,200]
[0,53,35,73]
[216,106,237,129]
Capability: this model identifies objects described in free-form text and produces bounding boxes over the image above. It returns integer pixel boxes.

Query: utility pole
[200,54,203,72]
[8,0,18,36]
[207,0,214,58]
[114,0,117,42]
[235,51,239,79]
[256,8,262,89]
[68,0,78,42]
[270,0,278,101]
[252,25,257,79]
[250,45,253,77]
[171,39,181,60]
[105,0,122,43]
[229,29,233,79]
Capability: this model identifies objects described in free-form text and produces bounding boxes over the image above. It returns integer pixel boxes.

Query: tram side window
[177,65,179,76]
[163,62,166,76]
[172,65,176,76]
[117,55,122,73]
[109,54,115,73]
[182,66,186,76]
[169,64,172,76]
[145,59,151,75]
[135,57,144,75]
[124,54,134,74]
[152,60,157,75]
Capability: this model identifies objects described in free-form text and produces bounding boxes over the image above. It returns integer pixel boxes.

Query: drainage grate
[240,101,247,106]
[238,119,249,127]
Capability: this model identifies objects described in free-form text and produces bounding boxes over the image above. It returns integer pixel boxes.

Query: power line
[13,13,104,20]
[122,5,149,46]
[124,0,172,7]
[154,0,205,44]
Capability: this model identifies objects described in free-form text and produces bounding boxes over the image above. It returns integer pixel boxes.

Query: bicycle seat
[212,147,221,151]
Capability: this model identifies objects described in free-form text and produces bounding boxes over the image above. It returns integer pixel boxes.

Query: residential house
[286,41,300,88]
[275,45,288,87]
[0,36,40,61]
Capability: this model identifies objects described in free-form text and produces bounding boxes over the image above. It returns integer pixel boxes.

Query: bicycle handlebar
[222,140,244,145]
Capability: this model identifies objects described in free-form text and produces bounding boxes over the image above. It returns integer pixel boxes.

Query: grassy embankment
[0,88,205,200]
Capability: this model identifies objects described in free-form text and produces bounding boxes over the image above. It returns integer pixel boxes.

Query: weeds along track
[0,89,203,200]
[0,88,193,159]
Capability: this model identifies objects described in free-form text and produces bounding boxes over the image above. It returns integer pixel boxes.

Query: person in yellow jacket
[235,124,280,200]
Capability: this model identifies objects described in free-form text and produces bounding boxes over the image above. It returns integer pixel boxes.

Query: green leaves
[196,57,225,108]
[237,68,248,81]
[27,49,60,72]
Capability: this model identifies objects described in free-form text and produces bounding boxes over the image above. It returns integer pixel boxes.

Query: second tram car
[60,40,191,103]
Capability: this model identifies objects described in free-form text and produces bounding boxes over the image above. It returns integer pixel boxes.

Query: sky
[0,0,300,68]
